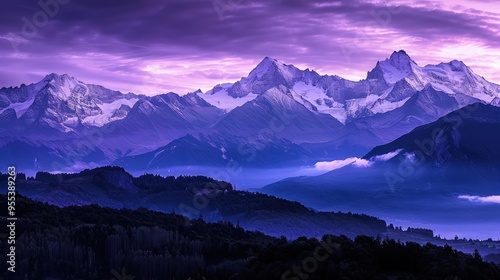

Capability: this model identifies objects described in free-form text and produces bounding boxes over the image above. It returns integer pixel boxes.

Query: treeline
[0,195,499,280]
[32,166,233,192]
[133,173,233,192]
[203,191,387,239]
[240,235,500,279]
[0,172,26,181]
[405,227,434,237]
[0,194,273,279]
[6,166,387,239]
[389,224,434,237]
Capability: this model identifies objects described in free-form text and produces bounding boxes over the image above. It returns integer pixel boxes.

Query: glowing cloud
[314,157,372,171]
[458,195,500,204]
[371,149,403,161]
[314,149,405,171]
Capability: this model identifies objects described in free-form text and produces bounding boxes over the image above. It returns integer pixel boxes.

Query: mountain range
[1,50,499,172]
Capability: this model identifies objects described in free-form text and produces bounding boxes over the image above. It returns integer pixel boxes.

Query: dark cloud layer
[1,0,499,93]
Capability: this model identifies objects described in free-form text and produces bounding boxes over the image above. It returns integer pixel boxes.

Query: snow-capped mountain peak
[248,57,278,79]
[42,73,88,100]
[197,57,302,110]
[248,56,299,82]
[367,50,418,84]
[0,73,144,132]
[388,50,414,69]
[43,73,73,82]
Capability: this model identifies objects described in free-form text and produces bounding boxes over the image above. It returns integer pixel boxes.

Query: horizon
[2,50,499,96]
[1,0,499,95]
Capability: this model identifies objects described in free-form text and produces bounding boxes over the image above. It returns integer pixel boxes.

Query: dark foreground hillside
[6,166,387,239]
[0,195,499,280]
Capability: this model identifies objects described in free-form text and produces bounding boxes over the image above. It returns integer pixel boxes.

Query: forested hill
[1,194,499,279]
[5,166,386,239]
[0,194,274,279]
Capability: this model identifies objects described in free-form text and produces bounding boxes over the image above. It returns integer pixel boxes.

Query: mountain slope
[261,104,500,238]
[10,166,387,240]
[364,103,500,167]
[214,86,343,142]
[264,104,500,197]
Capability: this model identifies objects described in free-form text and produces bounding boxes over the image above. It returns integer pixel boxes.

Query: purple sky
[1,0,499,95]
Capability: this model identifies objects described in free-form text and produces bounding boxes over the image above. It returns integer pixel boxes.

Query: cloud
[314,149,405,171]
[0,0,499,93]
[371,149,403,161]
[458,195,500,204]
[314,157,372,171]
